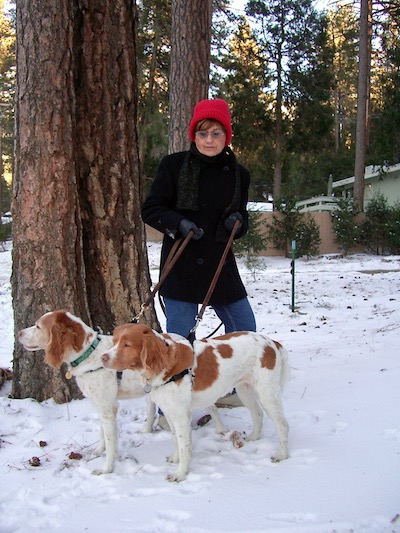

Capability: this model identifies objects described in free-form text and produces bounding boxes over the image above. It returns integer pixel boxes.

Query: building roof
[332,163,400,188]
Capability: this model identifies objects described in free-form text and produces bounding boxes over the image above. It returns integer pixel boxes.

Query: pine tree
[285,13,335,199]
[218,17,275,200]
[368,3,400,164]
[246,0,325,206]
[137,0,171,189]
[326,3,359,156]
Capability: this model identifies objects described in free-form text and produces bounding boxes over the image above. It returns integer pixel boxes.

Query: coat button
[196,258,204,265]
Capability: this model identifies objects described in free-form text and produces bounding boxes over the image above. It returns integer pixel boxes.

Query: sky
[0,241,400,532]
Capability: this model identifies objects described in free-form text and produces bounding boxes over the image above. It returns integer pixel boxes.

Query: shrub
[331,197,360,255]
[295,216,321,258]
[234,210,268,276]
[387,202,400,254]
[358,193,393,254]
[265,197,321,258]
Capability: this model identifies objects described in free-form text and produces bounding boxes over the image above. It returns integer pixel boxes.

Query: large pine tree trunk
[12,0,86,402]
[12,0,157,402]
[168,0,212,153]
[75,0,155,332]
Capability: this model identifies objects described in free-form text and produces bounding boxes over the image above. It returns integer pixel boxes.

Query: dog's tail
[278,345,290,390]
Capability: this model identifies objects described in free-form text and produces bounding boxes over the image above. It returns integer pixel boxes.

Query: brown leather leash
[133,230,194,322]
[187,218,240,343]
[134,218,240,338]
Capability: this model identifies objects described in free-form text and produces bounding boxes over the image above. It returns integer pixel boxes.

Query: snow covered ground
[0,240,399,533]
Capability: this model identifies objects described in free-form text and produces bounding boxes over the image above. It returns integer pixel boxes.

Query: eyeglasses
[195,130,225,139]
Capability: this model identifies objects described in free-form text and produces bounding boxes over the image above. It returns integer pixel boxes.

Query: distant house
[331,163,400,210]
[293,163,400,214]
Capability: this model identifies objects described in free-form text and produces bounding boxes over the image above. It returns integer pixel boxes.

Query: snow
[247,201,273,212]
[1,240,400,533]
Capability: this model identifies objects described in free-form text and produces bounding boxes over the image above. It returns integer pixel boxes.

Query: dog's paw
[244,432,260,442]
[271,451,289,463]
[91,466,112,475]
[166,471,186,483]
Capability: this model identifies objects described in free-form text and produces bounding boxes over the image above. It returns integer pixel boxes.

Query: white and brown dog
[101,323,290,482]
[17,310,156,475]
[17,310,226,475]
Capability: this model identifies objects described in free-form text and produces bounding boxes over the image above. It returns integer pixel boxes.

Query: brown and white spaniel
[101,323,290,482]
[17,310,156,475]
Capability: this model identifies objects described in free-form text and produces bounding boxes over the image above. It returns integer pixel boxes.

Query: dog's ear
[45,312,85,368]
[140,330,172,378]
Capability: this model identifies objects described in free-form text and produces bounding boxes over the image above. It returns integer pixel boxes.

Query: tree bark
[75,0,155,332]
[353,0,372,212]
[12,0,157,402]
[12,0,85,401]
[168,0,212,153]
[273,43,283,207]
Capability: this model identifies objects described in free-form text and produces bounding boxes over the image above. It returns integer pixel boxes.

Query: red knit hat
[189,98,232,146]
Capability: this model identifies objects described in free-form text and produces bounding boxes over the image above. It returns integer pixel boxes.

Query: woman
[142,98,256,340]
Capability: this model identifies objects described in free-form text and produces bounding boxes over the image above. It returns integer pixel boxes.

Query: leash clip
[132,303,146,323]
[188,315,202,344]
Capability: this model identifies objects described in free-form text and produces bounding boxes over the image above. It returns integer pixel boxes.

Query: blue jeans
[163,297,256,339]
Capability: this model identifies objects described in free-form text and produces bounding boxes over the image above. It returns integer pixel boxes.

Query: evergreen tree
[357,192,400,255]
[137,0,171,191]
[368,5,400,164]
[331,197,360,255]
[217,17,275,200]
[245,0,325,206]
[234,210,268,275]
[266,196,320,258]
[285,13,335,199]
[326,2,359,159]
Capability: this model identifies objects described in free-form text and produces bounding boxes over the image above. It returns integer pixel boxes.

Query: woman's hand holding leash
[178,219,204,240]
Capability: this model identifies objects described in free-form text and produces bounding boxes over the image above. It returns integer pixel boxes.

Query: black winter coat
[141,146,251,305]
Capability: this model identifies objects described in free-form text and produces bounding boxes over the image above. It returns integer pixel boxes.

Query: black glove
[178,219,204,240]
[224,212,243,235]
